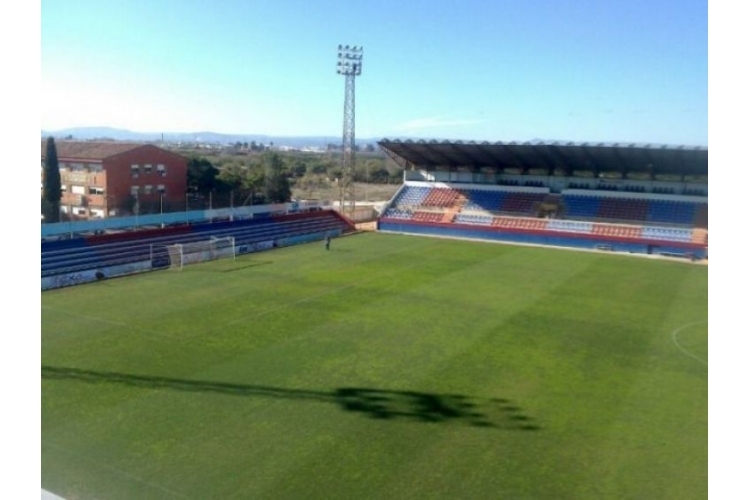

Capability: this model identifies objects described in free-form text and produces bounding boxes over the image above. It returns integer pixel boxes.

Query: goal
[165,236,236,270]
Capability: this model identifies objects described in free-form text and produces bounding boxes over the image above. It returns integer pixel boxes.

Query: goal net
[165,236,236,270]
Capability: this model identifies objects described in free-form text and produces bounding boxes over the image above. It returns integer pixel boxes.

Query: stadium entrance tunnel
[42,366,539,431]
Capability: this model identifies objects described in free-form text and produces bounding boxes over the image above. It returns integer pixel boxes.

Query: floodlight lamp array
[337,45,363,76]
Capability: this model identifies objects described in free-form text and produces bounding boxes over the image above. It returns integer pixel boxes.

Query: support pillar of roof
[545,145,576,177]
[499,143,537,174]
[613,145,633,179]
[476,144,505,174]
[636,146,658,181]
[579,145,600,178]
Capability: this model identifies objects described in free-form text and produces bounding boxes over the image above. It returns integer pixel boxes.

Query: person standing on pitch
[325,234,331,250]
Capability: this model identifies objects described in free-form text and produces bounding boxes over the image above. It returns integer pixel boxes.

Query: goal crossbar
[163,236,236,270]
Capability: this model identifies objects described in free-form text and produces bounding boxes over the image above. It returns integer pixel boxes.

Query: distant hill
[41,127,382,149]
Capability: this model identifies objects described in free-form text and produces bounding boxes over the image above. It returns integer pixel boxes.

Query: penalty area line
[671,320,708,366]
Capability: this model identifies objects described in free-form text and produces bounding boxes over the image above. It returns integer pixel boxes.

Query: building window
[144,185,153,195]
[71,185,85,195]
[144,164,153,174]
[61,185,67,192]
[157,164,166,177]
[88,163,102,172]
[157,185,166,194]
[131,186,140,195]
[131,164,139,178]
[89,187,104,195]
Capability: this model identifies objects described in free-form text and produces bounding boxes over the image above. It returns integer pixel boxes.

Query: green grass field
[42,232,708,500]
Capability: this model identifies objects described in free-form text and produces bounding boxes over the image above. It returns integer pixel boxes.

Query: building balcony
[61,193,109,208]
[61,193,85,206]
[61,172,106,185]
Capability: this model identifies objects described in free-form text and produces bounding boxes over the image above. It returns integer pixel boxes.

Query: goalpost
[164,236,236,270]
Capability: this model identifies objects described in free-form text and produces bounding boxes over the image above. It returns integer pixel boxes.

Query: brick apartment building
[41,141,188,219]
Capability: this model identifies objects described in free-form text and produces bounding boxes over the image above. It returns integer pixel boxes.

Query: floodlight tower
[336,44,363,215]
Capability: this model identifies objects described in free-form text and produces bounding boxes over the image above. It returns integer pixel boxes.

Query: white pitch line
[44,440,192,499]
[671,320,708,366]
[41,305,181,341]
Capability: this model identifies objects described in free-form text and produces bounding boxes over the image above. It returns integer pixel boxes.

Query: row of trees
[211,151,402,185]
[229,141,271,152]
[187,152,291,206]
[41,139,404,222]
[187,150,404,205]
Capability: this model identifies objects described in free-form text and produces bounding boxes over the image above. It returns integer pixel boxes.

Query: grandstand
[378,140,707,259]
[41,209,355,289]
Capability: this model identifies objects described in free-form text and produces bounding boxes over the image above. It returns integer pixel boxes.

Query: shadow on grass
[42,366,539,431]
[220,261,273,272]
[182,261,273,273]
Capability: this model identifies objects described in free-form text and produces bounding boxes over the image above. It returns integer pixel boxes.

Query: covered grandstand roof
[378,139,708,178]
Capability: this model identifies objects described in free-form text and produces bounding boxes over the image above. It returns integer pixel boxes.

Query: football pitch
[42,232,708,500]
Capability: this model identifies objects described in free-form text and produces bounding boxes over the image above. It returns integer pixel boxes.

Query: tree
[262,152,291,203]
[42,137,62,223]
[297,174,328,199]
[355,158,382,183]
[243,168,265,205]
[290,161,307,178]
[309,161,329,175]
[217,164,244,193]
[328,167,343,181]
[187,156,219,195]
[370,167,391,184]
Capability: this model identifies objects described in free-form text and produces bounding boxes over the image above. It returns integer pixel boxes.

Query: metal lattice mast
[336,44,363,215]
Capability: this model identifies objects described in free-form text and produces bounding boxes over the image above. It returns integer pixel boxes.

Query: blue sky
[41,0,707,145]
